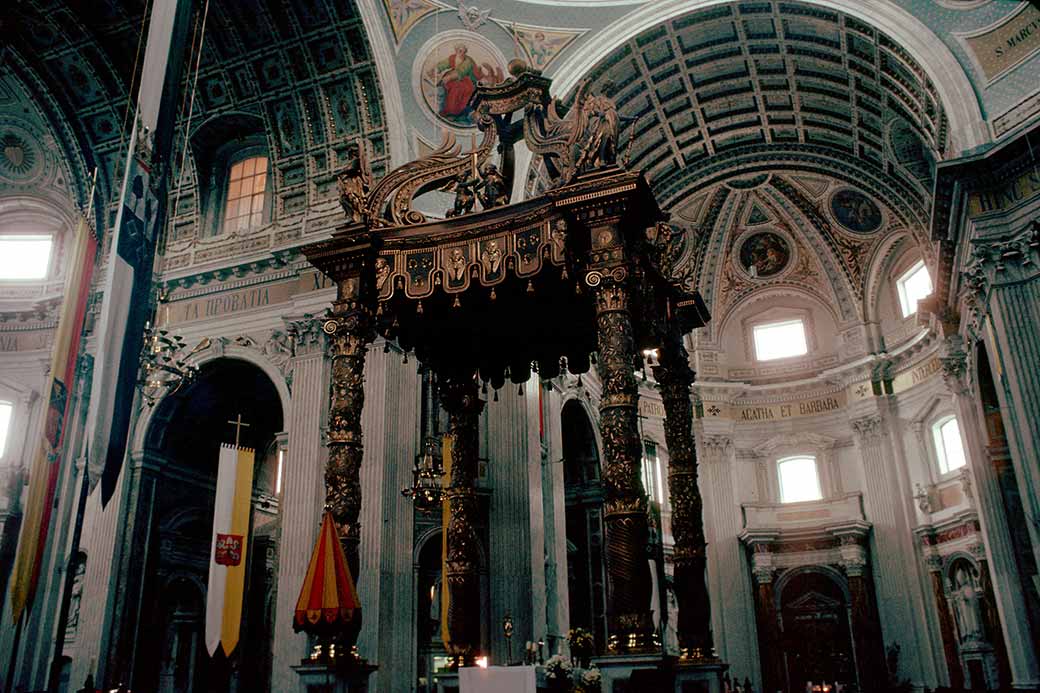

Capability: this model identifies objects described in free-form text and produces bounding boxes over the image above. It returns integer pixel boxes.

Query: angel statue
[446,171,478,218]
[337,141,372,224]
[478,163,509,209]
[571,94,619,174]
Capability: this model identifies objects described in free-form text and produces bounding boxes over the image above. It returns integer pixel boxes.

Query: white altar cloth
[459,666,537,693]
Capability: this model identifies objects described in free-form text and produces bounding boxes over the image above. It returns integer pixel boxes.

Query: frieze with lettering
[963,4,1040,82]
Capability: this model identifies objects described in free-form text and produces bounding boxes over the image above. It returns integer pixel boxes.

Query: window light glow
[641,440,662,504]
[224,156,268,233]
[897,260,932,318]
[275,448,284,495]
[753,319,808,361]
[0,402,12,457]
[778,455,822,503]
[934,416,967,474]
[0,236,53,279]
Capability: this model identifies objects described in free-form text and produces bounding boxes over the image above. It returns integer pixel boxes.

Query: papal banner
[9,213,97,622]
[205,444,255,657]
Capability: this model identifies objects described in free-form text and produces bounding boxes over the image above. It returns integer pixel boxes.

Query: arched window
[0,400,13,457]
[933,415,967,474]
[777,455,822,503]
[222,155,268,233]
[897,260,932,317]
[0,235,53,279]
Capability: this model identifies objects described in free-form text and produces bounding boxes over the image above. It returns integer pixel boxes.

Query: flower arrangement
[545,654,574,690]
[568,627,595,661]
[577,666,602,693]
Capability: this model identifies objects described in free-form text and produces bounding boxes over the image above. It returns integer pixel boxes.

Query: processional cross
[227,413,250,448]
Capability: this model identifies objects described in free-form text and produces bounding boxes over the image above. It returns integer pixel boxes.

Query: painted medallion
[418,36,506,129]
[830,188,883,234]
[739,231,790,278]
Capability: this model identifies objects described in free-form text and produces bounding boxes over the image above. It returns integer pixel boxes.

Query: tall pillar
[322,270,377,648]
[841,539,886,693]
[941,343,1038,687]
[963,221,1040,570]
[271,317,326,690]
[748,548,782,693]
[586,262,654,652]
[440,374,484,665]
[652,337,711,659]
[923,553,965,689]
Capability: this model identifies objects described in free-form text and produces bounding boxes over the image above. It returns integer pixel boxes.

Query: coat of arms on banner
[215,533,244,566]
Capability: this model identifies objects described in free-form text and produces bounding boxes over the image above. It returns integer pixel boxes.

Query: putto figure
[478,163,509,209]
[446,172,478,217]
[338,141,372,224]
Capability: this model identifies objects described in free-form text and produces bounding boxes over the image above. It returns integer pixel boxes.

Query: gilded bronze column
[440,373,485,666]
[322,272,377,645]
[586,264,655,652]
[652,337,712,660]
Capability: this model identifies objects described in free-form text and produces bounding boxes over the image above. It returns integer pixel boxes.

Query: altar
[458,666,538,693]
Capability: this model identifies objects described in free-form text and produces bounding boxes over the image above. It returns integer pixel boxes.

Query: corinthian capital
[962,219,1040,295]
[851,415,883,442]
[700,435,732,458]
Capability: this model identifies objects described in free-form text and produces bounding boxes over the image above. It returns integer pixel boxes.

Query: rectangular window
[641,440,662,505]
[753,319,808,361]
[933,416,967,474]
[0,235,53,279]
[224,156,268,233]
[897,260,932,317]
[778,455,822,503]
[0,401,12,457]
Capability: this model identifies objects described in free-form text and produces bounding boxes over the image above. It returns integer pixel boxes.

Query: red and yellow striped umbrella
[293,512,361,636]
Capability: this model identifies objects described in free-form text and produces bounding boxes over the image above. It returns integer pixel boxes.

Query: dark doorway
[779,570,856,692]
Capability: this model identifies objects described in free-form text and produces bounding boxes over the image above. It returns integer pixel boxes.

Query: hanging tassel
[494,389,500,402]
[490,287,497,301]
[527,280,534,294]
[561,266,569,280]
[518,383,524,396]
[453,296,461,308]
[376,302,384,316]
[416,301,423,315]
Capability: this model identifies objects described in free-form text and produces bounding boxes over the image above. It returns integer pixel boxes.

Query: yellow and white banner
[205,444,255,657]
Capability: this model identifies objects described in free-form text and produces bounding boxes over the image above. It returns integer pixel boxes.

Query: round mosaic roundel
[739,231,790,278]
[830,188,883,234]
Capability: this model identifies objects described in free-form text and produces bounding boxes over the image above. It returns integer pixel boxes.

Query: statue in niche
[446,172,479,218]
[64,558,86,639]
[571,94,619,174]
[338,141,372,224]
[477,163,509,209]
[950,562,984,643]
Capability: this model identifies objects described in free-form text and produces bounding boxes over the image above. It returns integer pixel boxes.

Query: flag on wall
[205,444,255,656]
[85,117,160,505]
[9,214,97,621]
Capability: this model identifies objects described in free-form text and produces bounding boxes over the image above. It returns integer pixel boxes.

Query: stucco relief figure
[481,240,503,276]
[375,256,391,290]
[571,94,619,174]
[478,163,509,209]
[338,142,372,224]
[448,248,468,282]
[739,231,790,278]
[950,563,984,643]
[64,559,85,639]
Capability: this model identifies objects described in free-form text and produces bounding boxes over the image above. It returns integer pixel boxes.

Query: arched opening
[134,357,284,693]
[416,529,446,693]
[561,399,608,652]
[777,569,856,692]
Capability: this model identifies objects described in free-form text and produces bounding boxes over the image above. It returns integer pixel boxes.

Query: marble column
[963,220,1040,571]
[440,374,485,665]
[941,343,1038,687]
[924,553,965,689]
[271,317,327,691]
[748,548,783,693]
[586,265,654,652]
[652,338,710,659]
[842,542,885,693]
[851,410,939,685]
[699,431,759,681]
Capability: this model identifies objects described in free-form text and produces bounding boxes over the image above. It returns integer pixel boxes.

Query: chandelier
[137,318,209,407]
[401,437,445,511]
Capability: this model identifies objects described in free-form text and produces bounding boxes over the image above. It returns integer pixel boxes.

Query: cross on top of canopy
[303,69,709,385]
